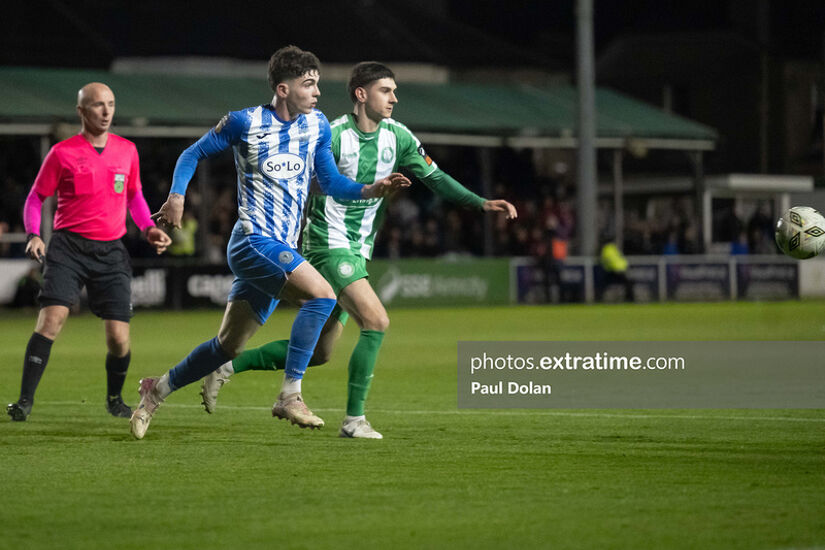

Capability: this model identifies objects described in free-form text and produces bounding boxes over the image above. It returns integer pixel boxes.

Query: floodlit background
[1,2,824,549]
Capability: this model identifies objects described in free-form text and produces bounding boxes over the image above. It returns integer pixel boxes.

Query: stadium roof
[0,67,716,150]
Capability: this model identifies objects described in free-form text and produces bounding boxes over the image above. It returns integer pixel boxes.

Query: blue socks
[168,336,232,391]
[166,298,335,391]
[284,298,336,380]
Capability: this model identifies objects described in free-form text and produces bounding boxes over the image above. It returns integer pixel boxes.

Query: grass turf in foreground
[0,302,823,549]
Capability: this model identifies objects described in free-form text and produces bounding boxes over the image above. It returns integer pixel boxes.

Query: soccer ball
[774,206,825,259]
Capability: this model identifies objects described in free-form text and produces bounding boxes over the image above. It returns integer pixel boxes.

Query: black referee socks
[105,351,131,399]
[19,332,54,404]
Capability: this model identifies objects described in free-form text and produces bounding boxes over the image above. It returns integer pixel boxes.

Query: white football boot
[130,377,165,439]
[271,392,324,429]
[339,417,383,439]
[200,365,231,414]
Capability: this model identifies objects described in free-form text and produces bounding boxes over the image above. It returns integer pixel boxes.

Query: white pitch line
[28,401,825,423]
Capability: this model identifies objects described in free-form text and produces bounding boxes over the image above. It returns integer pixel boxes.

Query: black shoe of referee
[7,399,32,421]
[106,395,132,418]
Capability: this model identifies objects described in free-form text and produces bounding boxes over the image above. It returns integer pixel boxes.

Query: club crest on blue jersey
[278,251,294,265]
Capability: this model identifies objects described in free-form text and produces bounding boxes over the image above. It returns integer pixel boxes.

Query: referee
[7,82,172,421]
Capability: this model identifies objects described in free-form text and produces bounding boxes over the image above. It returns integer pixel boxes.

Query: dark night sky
[453,0,824,59]
[3,0,824,69]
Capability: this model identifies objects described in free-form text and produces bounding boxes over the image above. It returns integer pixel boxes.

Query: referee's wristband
[26,233,39,243]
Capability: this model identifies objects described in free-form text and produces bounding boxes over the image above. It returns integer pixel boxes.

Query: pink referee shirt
[24,133,154,241]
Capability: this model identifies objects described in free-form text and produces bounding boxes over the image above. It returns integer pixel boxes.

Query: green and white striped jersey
[302,114,438,259]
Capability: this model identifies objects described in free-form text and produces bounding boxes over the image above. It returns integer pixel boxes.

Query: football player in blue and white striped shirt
[129,46,410,439]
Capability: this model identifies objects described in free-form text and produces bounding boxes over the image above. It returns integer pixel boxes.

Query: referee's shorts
[39,230,133,322]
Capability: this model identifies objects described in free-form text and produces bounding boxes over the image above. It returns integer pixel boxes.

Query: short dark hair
[347,61,396,103]
[268,45,321,91]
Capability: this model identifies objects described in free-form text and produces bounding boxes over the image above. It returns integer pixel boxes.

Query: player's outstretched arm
[401,140,515,219]
[482,199,518,220]
[144,226,173,254]
[361,172,411,199]
[417,167,516,219]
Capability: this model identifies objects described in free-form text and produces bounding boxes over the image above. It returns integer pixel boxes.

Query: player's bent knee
[311,275,336,301]
[106,337,130,357]
[216,338,244,359]
[312,286,336,301]
[216,332,252,359]
[376,314,390,332]
[36,308,68,340]
[362,312,390,332]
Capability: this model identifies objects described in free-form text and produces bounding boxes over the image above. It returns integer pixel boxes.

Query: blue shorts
[226,225,305,324]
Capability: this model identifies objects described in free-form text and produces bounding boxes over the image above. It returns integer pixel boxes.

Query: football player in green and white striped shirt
[201,62,517,438]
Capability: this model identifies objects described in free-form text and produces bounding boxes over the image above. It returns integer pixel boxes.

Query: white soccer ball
[775,206,825,259]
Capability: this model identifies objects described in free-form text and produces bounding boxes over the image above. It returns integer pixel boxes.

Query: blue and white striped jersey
[171,104,363,248]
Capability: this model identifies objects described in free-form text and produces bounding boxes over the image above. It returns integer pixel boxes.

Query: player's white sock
[281,376,302,395]
[156,373,173,399]
[345,415,366,424]
[218,361,235,377]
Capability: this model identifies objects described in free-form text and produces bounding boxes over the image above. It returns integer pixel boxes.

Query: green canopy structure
[0,67,716,150]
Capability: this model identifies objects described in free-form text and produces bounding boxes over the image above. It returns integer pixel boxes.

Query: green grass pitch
[1,301,823,549]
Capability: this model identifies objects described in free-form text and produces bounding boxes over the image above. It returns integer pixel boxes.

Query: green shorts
[304,249,369,326]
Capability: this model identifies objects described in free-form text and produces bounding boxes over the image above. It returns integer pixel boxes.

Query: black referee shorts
[39,230,133,322]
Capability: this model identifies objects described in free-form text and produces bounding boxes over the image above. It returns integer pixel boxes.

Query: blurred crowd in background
[0,135,780,262]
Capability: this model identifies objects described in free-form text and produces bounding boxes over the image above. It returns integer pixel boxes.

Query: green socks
[346,330,385,417]
[229,329,386,417]
[231,339,288,373]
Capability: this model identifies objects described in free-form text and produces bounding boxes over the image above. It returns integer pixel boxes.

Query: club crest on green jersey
[113,173,126,193]
[381,147,394,163]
